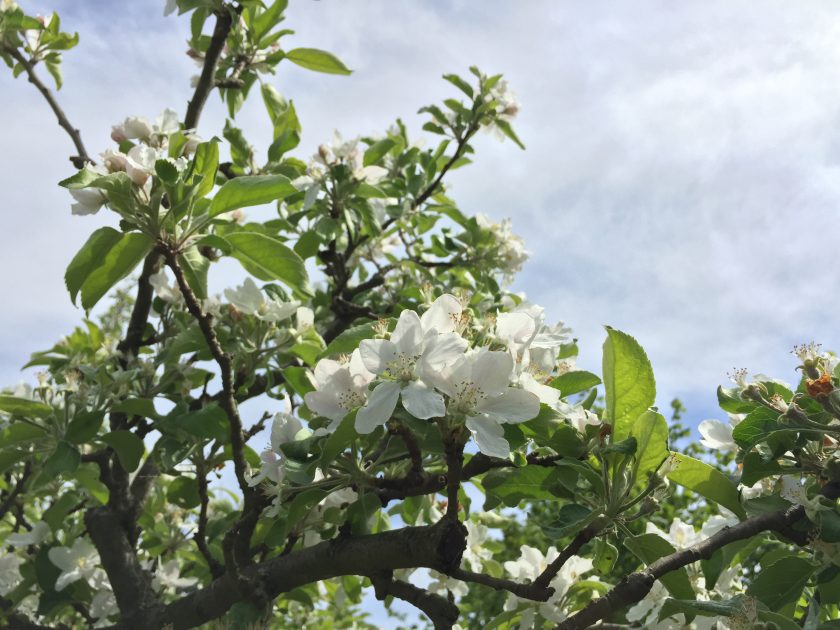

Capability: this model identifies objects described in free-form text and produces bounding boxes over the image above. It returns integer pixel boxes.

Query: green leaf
[658,596,749,624]
[550,370,601,397]
[482,466,570,509]
[167,476,201,509]
[717,385,757,414]
[630,410,669,484]
[442,73,473,97]
[541,503,594,538]
[285,47,351,75]
[624,533,695,600]
[171,404,228,442]
[740,451,785,486]
[209,175,296,218]
[43,442,81,477]
[319,413,356,466]
[321,321,378,358]
[79,233,153,310]
[747,556,816,611]
[293,230,321,260]
[190,140,219,199]
[100,430,144,473]
[179,247,210,300]
[284,366,314,398]
[64,227,123,305]
[65,410,104,444]
[1,423,47,447]
[111,398,158,419]
[0,395,52,419]
[666,453,746,519]
[226,231,311,296]
[731,407,782,449]
[602,327,656,441]
[363,138,396,166]
[492,118,525,150]
[73,464,109,504]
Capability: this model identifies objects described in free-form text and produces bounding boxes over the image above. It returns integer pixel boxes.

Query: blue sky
[4,0,840,626]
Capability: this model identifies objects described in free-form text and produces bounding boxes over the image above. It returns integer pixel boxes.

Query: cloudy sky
[4,0,840,625]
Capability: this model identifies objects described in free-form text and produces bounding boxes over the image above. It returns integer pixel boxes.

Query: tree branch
[148,519,467,629]
[85,507,161,627]
[448,567,552,601]
[555,504,809,630]
[371,572,461,630]
[533,524,598,590]
[3,46,92,167]
[164,250,250,497]
[184,6,237,130]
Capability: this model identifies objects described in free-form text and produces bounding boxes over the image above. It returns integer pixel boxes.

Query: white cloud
[3,0,840,428]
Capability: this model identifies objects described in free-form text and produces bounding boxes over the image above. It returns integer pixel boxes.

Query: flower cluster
[303,294,550,458]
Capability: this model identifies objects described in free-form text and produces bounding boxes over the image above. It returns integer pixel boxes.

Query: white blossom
[70,188,106,216]
[224,278,299,323]
[47,538,102,591]
[428,348,540,459]
[698,414,743,451]
[153,559,199,591]
[6,520,49,547]
[356,298,468,433]
[149,269,182,304]
[304,349,374,429]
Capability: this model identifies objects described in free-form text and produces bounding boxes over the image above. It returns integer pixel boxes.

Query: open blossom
[428,348,540,458]
[224,278,299,323]
[153,559,199,591]
[111,108,179,146]
[91,588,118,623]
[149,269,181,304]
[6,520,49,547]
[504,545,594,625]
[698,414,743,451]
[475,213,529,278]
[70,188,107,216]
[561,402,600,434]
[247,412,307,486]
[304,349,374,430]
[355,297,468,433]
[125,144,159,186]
[314,130,388,183]
[47,538,103,591]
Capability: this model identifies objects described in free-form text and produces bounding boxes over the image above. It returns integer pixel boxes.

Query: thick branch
[555,504,808,630]
[116,253,161,360]
[184,6,235,130]
[85,507,161,628]
[371,572,460,630]
[152,520,467,629]
[3,47,91,167]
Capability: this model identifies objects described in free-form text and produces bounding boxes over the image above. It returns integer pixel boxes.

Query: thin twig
[3,46,91,167]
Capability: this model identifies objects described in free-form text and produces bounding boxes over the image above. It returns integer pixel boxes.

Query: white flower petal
[466,415,510,459]
[401,381,445,419]
[698,419,736,450]
[420,294,461,334]
[470,350,513,398]
[390,310,423,355]
[359,339,398,375]
[355,381,401,434]
[478,387,540,423]
[420,332,467,373]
